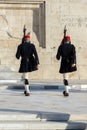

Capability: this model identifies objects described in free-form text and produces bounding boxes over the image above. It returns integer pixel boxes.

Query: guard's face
[26,38,30,42]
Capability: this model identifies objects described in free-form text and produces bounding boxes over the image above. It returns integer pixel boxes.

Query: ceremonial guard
[16,29,39,96]
[56,28,77,96]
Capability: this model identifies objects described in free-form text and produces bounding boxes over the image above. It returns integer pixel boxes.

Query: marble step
[0,121,86,130]
[0,114,87,122]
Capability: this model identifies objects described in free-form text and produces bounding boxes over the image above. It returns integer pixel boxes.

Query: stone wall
[0,0,87,80]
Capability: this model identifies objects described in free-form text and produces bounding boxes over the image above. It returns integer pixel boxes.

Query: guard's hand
[71,64,76,67]
[36,64,39,69]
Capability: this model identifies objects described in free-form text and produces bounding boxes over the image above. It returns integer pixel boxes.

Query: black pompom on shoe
[63,91,66,95]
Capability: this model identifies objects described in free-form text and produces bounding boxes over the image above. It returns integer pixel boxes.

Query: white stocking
[25,85,30,93]
[63,73,69,93]
[23,73,30,93]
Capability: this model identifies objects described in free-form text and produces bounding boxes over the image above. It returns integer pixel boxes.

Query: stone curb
[0,80,87,90]
[0,84,87,91]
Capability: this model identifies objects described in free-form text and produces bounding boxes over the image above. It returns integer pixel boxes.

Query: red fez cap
[65,35,71,41]
[25,35,30,39]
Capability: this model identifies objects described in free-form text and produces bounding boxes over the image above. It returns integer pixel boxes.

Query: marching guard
[56,33,77,96]
[16,32,39,96]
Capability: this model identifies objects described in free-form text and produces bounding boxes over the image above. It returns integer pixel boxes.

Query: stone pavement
[0,80,87,129]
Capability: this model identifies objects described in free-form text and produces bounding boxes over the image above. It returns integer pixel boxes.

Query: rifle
[22,25,27,43]
[63,25,67,39]
[61,25,67,45]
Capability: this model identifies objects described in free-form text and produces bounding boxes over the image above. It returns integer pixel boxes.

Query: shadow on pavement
[0,108,70,121]
[0,109,86,129]
[65,121,87,130]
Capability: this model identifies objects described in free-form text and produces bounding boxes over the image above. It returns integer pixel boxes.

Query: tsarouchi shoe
[63,91,69,96]
[25,93,30,96]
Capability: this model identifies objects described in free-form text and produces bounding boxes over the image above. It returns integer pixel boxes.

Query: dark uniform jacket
[16,42,39,73]
[56,42,77,73]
